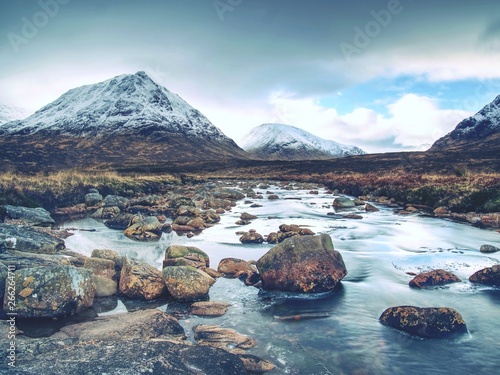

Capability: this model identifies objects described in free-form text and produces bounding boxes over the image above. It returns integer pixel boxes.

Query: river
[62,182,500,375]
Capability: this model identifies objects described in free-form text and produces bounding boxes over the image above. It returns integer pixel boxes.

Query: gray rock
[480,244,499,253]
[103,195,129,209]
[213,189,245,200]
[104,213,138,230]
[257,233,347,293]
[332,197,355,208]
[123,216,163,241]
[4,265,95,318]
[84,192,103,206]
[2,205,55,226]
[0,224,65,254]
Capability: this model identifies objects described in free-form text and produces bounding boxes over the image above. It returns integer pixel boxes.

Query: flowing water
[62,183,500,375]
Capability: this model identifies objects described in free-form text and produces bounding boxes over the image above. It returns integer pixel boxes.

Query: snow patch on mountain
[0,104,32,125]
[0,71,230,141]
[239,123,366,159]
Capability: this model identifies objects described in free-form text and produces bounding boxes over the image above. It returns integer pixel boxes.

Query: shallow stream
[62,183,500,375]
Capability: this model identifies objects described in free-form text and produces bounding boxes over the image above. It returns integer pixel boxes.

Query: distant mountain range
[0,104,31,125]
[0,71,247,171]
[429,94,500,152]
[239,123,366,160]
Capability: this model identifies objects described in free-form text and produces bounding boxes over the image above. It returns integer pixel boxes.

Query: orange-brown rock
[409,269,461,289]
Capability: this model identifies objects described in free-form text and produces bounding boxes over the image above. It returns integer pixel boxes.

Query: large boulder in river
[123,216,164,241]
[2,205,55,226]
[409,269,461,289]
[164,245,210,268]
[256,233,347,293]
[332,197,355,208]
[0,224,65,254]
[4,265,95,318]
[379,306,467,338]
[480,244,499,253]
[119,257,166,300]
[469,265,500,286]
[163,266,212,301]
[218,258,256,278]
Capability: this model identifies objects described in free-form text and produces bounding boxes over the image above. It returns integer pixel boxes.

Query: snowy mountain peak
[239,123,366,160]
[0,71,230,141]
[429,94,500,151]
[0,104,32,125]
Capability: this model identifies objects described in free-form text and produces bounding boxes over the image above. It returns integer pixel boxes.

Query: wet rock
[91,249,123,272]
[103,195,129,210]
[365,203,380,212]
[213,189,245,201]
[191,301,231,317]
[379,306,467,338]
[123,216,163,241]
[84,192,103,206]
[175,205,202,218]
[164,245,210,268]
[5,265,95,318]
[173,215,191,225]
[409,269,462,288]
[236,270,261,286]
[54,309,185,341]
[239,230,265,244]
[2,205,55,227]
[193,324,257,351]
[218,258,257,278]
[434,206,451,216]
[163,266,212,301]
[104,213,138,230]
[239,355,276,374]
[119,256,166,300]
[187,217,207,230]
[469,265,500,286]
[343,214,363,219]
[480,244,499,253]
[256,233,347,293]
[268,194,279,200]
[201,209,221,224]
[0,224,65,254]
[333,197,355,208]
[240,212,258,221]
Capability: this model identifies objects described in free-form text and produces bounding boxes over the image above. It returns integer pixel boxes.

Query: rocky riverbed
[1,180,499,374]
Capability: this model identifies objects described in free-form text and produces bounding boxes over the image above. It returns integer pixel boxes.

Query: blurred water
[63,183,500,375]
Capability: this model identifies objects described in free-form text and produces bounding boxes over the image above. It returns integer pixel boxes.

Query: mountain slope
[239,123,366,160]
[0,104,32,125]
[0,72,247,172]
[429,94,500,151]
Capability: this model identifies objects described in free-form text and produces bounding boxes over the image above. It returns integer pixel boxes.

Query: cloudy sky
[1,0,499,152]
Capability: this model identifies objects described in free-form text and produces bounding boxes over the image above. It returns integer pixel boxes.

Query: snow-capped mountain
[239,123,366,160]
[429,94,500,151]
[0,104,32,125]
[0,72,247,171]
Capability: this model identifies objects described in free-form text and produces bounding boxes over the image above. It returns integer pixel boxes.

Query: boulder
[164,245,210,268]
[332,197,355,208]
[4,265,95,318]
[256,233,347,293]
[379,306,467,338]
[164,253,206,269]
[239,230,264,244]
[201,210,221,224]
[191,301,231,317]
[170,196,195,210]
[54,309,185,341]
[434,206,451,216]
[84,192,103,206]
[469,265,500,286]
[103,195,129,209]
[365,203,380,212]
[218,258,256,278]
[123,216,163,241]
[213,189,245,200]
[163,266,212,301]
[92,276,117,297]
[175,205,202,218]
[268,194,279,200]
[480,244,499,253]
[104,213,138,230]
[240,212,258,221]
[91,249,123,271]
[119,257,166,300]
[193,324,257,351]
[187,217,207,230]
[0,224,65,254]
[409,269,461,289]
[91,206,121,219]
[2,205,55,226]
[84,257,118,297]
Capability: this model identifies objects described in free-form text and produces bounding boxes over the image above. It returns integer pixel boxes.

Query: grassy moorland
[0,149,499,214]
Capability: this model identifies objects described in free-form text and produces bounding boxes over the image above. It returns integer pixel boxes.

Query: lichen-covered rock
[201,210,220,224]
[123,216,163,241]
[83,257,117,297]
[193,324,257,351]
[2,205,55,226]
[104,213,138,230]
[84,192,103,206]
[191,301,231,317]
[379,306,467,338]
[480,244,499,253]
[91,249,123,272]
[332,197,355,208]
[164,245,210,268]
[163,266,211,301]
[213,189,245,201]
[119,256,166,300]
[0,224,65,254]
[218,258,257,278]
[4,265,95,318]
[256,233,347,293]
[169,196,195,210]
[239,230,264,244]
[103,195,129,209]
[240,212,258,221]
[469,265,500,286]
[409,269,461,289]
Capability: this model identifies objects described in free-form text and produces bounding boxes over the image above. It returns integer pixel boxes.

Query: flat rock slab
[379,306,467,339]
[0,224,65,254]
[191,301,231,317]
[2,205,55,226]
